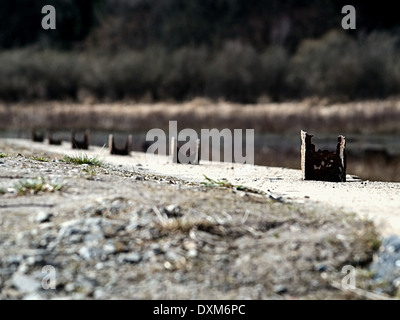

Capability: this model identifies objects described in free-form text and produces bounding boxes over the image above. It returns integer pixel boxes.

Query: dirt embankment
[0,138,397,300]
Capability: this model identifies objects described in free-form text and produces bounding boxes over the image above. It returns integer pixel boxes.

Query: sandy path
[3,138,400,237]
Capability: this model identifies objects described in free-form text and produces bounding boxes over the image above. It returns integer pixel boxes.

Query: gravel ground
[6,138,400,236]
[0,139,399,299]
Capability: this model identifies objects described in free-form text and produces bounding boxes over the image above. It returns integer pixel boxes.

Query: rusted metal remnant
[71,129,90,150]
[31,129,45,142]
[108,134,132,156]
[48,132,62,145]
[170,137,200,165]
[301,130,346,182]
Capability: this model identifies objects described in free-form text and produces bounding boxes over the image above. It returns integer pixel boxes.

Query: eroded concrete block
[301,130,346,182]
[108,134,132,156]
[31,129,45,142]
[71,129,90,150]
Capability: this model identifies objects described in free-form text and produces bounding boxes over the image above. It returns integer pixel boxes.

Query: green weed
[62,154,103,167]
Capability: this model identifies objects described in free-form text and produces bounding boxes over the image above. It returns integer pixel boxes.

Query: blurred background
[0,0,400,181]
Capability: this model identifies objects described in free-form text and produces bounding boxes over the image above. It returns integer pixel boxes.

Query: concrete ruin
[48,132,62,145]
[71,129,90,150]
[31,129,45,142]
[301,130,346,182]
[108,134,132,156]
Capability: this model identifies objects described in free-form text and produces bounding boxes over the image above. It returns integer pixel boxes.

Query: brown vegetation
[1,99,400,182]
[1,99,400,134]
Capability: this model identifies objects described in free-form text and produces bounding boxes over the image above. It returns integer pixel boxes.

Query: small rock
[126,221,140,231]
[103,244,116,255]
[164,204,181,217]
[110,205,121,215]
[183,240,197,251]
[25,255,44,266]
[95,263,104,270]
[273,285,287,294]
[65,283,76,292]
[142,250,156,261]
[187,249,198,258]
[94,289,108,299]
[84,233,104,243]
[118,252,141,264]
[7,187,17,193]
[17,262,29,274]
[75,275,97,294]
[150,243,162,254]
[35,212,52,223]
[83,217,103,229]
[315,264,328,272]
[12,273,41,293]
[7,255,22,266]
[290,242,300,250]
[103,225,119,237]
[393,277,400,289]
[336,234,347,241]
[68,234,84,244]
[72,293,89,300]
[165,251,180,262]
[23,292,44,300]
[83,205,93,213]
[289,225,301,233]
[57,219,84,240]
[79,247,94,260]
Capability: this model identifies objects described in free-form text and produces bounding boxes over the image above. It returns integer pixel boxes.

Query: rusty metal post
[71,129,90,150]
[48,132,62,145]
[170,137,177,163]
[108,134,113,154]
[170,137,200,165]
[192,138,201,165]
[109,134,132,156]
[31,129,45,142]
[127,134,132,154]
[301,130,346,182]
